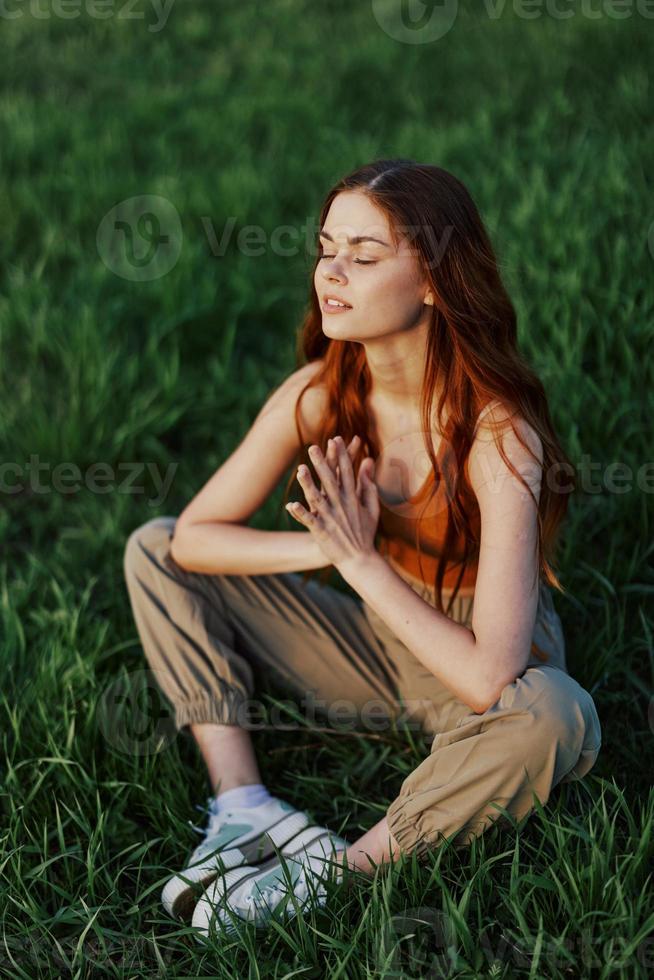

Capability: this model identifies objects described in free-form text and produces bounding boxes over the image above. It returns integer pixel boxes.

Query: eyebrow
[319,230,390,247]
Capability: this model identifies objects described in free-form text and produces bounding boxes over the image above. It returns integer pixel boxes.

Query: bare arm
[337,406,544,714]
[169,359,358,577]
[170,523,329,576]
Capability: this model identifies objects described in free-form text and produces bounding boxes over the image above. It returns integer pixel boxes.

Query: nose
[321,260,347,284]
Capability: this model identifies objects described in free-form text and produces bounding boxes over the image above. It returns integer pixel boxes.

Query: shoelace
[188,796,230,846]
[242,852,338,915]
[243,867,315,913]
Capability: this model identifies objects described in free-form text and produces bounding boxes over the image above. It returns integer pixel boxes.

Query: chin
[321,317,362,341]
[322,320,350,338]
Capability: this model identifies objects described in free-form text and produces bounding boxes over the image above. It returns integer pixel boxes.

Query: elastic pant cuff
[174,690,252,731]
[386,796,433,861]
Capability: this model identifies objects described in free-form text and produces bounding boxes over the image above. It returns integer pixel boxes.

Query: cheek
[358,267,395,300]
[313,265,418,314]
[368,268,417,312]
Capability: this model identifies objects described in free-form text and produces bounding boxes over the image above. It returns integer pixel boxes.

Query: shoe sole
[193,825,349,938]
[164,809,310,921]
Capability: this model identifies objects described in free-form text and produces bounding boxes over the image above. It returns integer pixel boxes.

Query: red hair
[280,158,576,617]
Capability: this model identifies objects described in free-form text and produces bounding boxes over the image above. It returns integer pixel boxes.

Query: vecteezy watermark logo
[96,195,182,281]
[370,428,654,520]
[98,668,178,756]
[0,934,176,974]
[376,906,458,978]
[0,0,176,33]
[371,0,654,43]
[96,209,455,272]
[483,929,654,972]
[95,680,436,759]
[0,456,178,507]
[375,428,454,520]
[372,0,459,43]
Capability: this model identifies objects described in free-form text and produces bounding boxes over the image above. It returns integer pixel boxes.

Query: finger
[327,435,359,473]
[327,435,360,486]
[356,455,373,500]
[297,463,330,513]
[346,436,361,483]
[285,501,304,522]
[307,445,340,503]
[333,436,356,499]
[325,438,339,475]
[286,501,322,530]
[361,458,379,515]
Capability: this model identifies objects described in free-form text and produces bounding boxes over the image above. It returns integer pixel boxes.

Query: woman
[123,158,602,940]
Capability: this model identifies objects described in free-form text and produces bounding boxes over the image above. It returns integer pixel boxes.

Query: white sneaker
[192,825,350,940]
[161,796,310,921]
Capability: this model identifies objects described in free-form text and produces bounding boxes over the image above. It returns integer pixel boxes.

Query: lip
[321,295,352,314]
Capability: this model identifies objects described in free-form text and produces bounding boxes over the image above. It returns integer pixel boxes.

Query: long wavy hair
[280,158,576,617]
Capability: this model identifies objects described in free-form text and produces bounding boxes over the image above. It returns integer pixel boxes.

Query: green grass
[1,0,653,975]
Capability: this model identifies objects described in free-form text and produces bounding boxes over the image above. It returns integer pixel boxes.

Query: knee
[511,668,601,782]
[123,515,178,581]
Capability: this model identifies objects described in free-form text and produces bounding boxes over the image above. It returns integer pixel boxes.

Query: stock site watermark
[0,0,174,31]
[4,444,653,516]
[374,908,654,976]
[97,668,440,757]
[96,669,654,760]
[96,196,654,302]
[369,433,654,521]
[371,0,654,44]
[1,455,177,507]
[0,934,176,975]
[2,914,652,972]
[95,194,455,281]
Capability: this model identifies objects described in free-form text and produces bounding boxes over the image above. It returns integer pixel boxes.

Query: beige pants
[123,516,602,859]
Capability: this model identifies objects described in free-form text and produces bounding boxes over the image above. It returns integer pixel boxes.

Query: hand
[285,434,380,571]
[301,434,362,569]
[312,433,361,513]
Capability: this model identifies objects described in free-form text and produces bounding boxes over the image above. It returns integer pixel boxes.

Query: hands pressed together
[285,435,380,573]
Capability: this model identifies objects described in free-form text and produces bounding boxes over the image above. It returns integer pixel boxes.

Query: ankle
[212,782,272,811]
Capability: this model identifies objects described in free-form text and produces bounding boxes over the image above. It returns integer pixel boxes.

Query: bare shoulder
[471,399,542,453]
[278,358,328,445]
[467,399,543,496]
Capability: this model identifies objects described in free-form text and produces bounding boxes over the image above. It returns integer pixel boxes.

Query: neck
[362,318,431,409]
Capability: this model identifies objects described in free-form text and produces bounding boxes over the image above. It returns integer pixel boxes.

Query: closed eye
[319,254,377,265]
